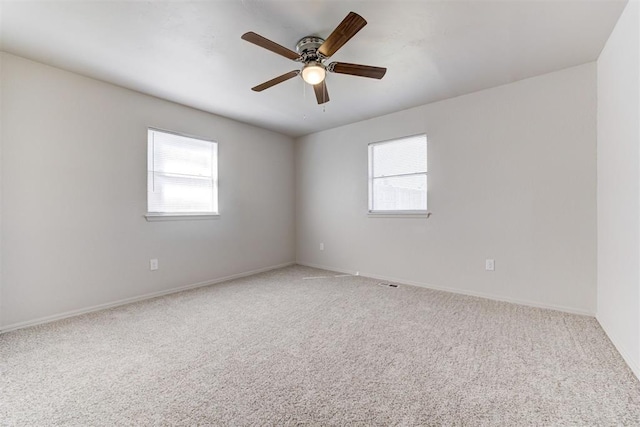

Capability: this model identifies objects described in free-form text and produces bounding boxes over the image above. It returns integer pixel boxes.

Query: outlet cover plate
[485,259,495,271]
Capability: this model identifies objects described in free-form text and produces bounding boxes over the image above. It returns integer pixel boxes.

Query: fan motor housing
[296,36,325,56]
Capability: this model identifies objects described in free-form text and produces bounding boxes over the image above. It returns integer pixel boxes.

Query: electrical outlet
[319,243,324,251]
[485,259,495,271]
[150,259,159,271]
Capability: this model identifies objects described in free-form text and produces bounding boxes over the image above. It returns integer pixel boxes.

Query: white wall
[597,0,640,378]
[296,63,597,315]
[0,53,295,329]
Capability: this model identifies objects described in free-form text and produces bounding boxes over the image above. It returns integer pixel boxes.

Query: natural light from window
[147,129,218,215]
[368,134,427,214]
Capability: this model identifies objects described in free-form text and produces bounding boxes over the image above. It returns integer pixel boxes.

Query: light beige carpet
[1,265,639,425]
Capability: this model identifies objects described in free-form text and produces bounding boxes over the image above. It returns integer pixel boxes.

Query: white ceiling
[0,0,627,137]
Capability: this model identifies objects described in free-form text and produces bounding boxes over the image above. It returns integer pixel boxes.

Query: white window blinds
[147,129,218,214]
[368,134,427,213]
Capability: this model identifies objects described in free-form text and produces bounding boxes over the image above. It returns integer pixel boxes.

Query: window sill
[145,213,220,222]
[368,212,431,219]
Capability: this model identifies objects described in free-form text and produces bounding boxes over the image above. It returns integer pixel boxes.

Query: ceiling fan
[241,12,387,105]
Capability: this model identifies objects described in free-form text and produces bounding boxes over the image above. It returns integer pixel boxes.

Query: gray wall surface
[0,53,296,328]
[296,63,597,315]
[596,0,640,378]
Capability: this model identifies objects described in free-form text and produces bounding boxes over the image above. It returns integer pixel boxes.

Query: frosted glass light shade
[301,63,326,85]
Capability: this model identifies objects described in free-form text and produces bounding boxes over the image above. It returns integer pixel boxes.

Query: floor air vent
[377,282,399,288]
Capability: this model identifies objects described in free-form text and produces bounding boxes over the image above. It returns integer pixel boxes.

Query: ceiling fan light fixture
[242,12,385,104]
[301,62,326,85]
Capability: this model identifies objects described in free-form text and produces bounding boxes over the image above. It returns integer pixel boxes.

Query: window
[147,128,218,217]
[368,134,427,214]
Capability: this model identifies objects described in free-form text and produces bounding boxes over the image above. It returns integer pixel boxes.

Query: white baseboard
[296,260,595,317]
[596,315,640,381]
[0,261,295,334]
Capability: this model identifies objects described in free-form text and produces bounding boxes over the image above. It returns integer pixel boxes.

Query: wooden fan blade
[318,12,367,58]
[313,81,330,104]
[329,62,386,79]
[241,32,301,61]
[251,71,300,92]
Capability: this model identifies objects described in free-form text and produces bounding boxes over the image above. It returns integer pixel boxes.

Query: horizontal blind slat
[371,135,426,178]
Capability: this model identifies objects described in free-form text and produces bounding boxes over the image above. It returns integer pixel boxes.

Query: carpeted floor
[1,265,640,425]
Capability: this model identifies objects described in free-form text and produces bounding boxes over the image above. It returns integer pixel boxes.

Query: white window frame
[145,128,219,221]
[368,134,428,217]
